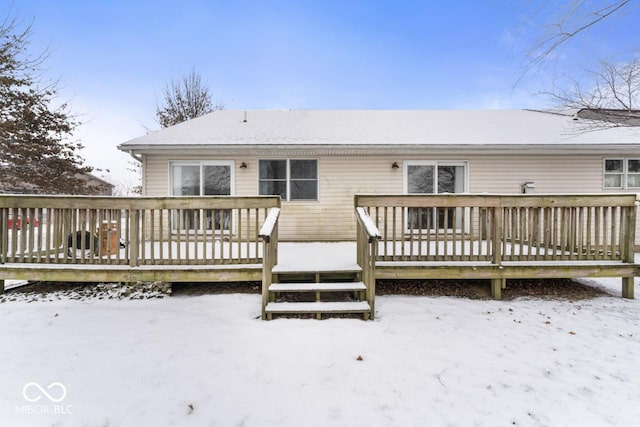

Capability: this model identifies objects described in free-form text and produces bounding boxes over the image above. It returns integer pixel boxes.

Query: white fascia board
[118,143,640,157]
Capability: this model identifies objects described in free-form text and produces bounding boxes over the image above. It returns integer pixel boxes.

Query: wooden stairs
[264,265,372,320]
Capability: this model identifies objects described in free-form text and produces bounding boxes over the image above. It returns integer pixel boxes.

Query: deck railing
[355,194,638,264]
[0,195,281,267]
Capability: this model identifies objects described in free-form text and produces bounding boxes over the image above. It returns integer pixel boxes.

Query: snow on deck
[275,242,360,272]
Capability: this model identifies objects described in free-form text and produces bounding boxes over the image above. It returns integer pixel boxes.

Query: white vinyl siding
[143,153,640,244]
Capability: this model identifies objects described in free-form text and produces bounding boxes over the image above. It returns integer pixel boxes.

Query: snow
[2,243,639,425]
[119,110,640,149]
[265,301,371,313]
[1,278,639,426]
[356,207,382,239]
[274,242,361,272]
[269,282,367,292]
[258,207,280,238]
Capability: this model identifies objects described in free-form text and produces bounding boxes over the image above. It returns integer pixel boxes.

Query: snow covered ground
[0,278,638,426]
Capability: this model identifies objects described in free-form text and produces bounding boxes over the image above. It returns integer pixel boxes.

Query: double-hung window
[604,158,640,189]
[259,159,318,201]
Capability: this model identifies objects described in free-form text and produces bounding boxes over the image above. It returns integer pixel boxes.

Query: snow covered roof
[118,109,640,155]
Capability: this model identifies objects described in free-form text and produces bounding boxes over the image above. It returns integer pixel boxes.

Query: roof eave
[118,143,640,156]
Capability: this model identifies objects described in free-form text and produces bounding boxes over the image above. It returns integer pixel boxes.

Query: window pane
[171,165,200,196]
[203,165,230,195]
[205,210,230,231]
[604,174,622,188]
[259,181,287,199]
[408,165,434,194]
[605,159,623,172]
[628,174,640,188]
[438,165,464,193]
[628,159,640,173]
[290,160,317,179]
[291,180,317,200]
[259,160,286,179]
[407,207,433,230]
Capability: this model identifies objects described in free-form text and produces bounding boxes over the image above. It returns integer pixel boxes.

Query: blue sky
[3,0,639,184]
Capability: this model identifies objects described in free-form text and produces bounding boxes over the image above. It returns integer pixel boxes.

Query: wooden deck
[355,194,638,305]
[1,194,637,321]
[0,195,280,287]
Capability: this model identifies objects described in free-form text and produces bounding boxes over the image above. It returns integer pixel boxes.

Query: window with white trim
[259,159,318,201]
[404,161,468,230]
[604,158,640,189]
[169,161,233,231]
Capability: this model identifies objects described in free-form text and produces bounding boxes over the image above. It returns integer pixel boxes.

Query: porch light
[521,182,535,194]
[391,162,400,169]
[239,162,248,169]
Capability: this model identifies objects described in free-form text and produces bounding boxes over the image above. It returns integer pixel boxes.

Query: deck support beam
[491,278,504,300]
[622,277,634,299]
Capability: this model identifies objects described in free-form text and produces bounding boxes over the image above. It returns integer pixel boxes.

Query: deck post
[622,202,637,299]
[368,237,377,319]
[0,280,4,295]
[622,277,634,299]
[259,207,280,320]
[491,278,504,300]
[261,238,272,320]
[0,208,5,265]
[491,204,505,298]
[129,208,139,267]
[491,205,503,266]
[354,206,381,321]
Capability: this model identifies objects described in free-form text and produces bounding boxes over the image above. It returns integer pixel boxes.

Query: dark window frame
[604,158,640,189]
[258,159,319,201]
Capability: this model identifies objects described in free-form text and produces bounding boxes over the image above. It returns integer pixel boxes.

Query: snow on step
[265,301,371,314]
[272,264,362,274]
[269,282,367,292]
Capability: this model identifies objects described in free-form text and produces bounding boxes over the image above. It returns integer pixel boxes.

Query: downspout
[123,149,144,196]
[125,150,143,163]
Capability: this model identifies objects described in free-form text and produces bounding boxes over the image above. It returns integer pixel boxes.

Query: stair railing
[259,207,281,319]
[355,207,382,319]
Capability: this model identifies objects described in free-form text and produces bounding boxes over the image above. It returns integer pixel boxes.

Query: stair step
[265,301,371,314]
[269,282,367,293]
[272,264,362,274]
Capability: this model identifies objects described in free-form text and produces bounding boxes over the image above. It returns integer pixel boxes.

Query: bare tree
[546,56,640,127]
[155,69,223,128]
[524,0,634,73]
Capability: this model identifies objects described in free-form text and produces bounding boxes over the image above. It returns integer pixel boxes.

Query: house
[117,109,640,243]
[0,165,114,196]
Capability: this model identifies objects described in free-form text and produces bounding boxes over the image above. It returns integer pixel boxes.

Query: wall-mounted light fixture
[391,162,400,169]
[521,181,535,194]
[239,162,248,169]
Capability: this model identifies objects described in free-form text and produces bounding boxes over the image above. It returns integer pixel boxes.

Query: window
[170,162,232,196]
[604,158,640,189]
[170,161,233,231]
[259,159,318,201]
[405,161,468,230]
[627,159,640,188]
